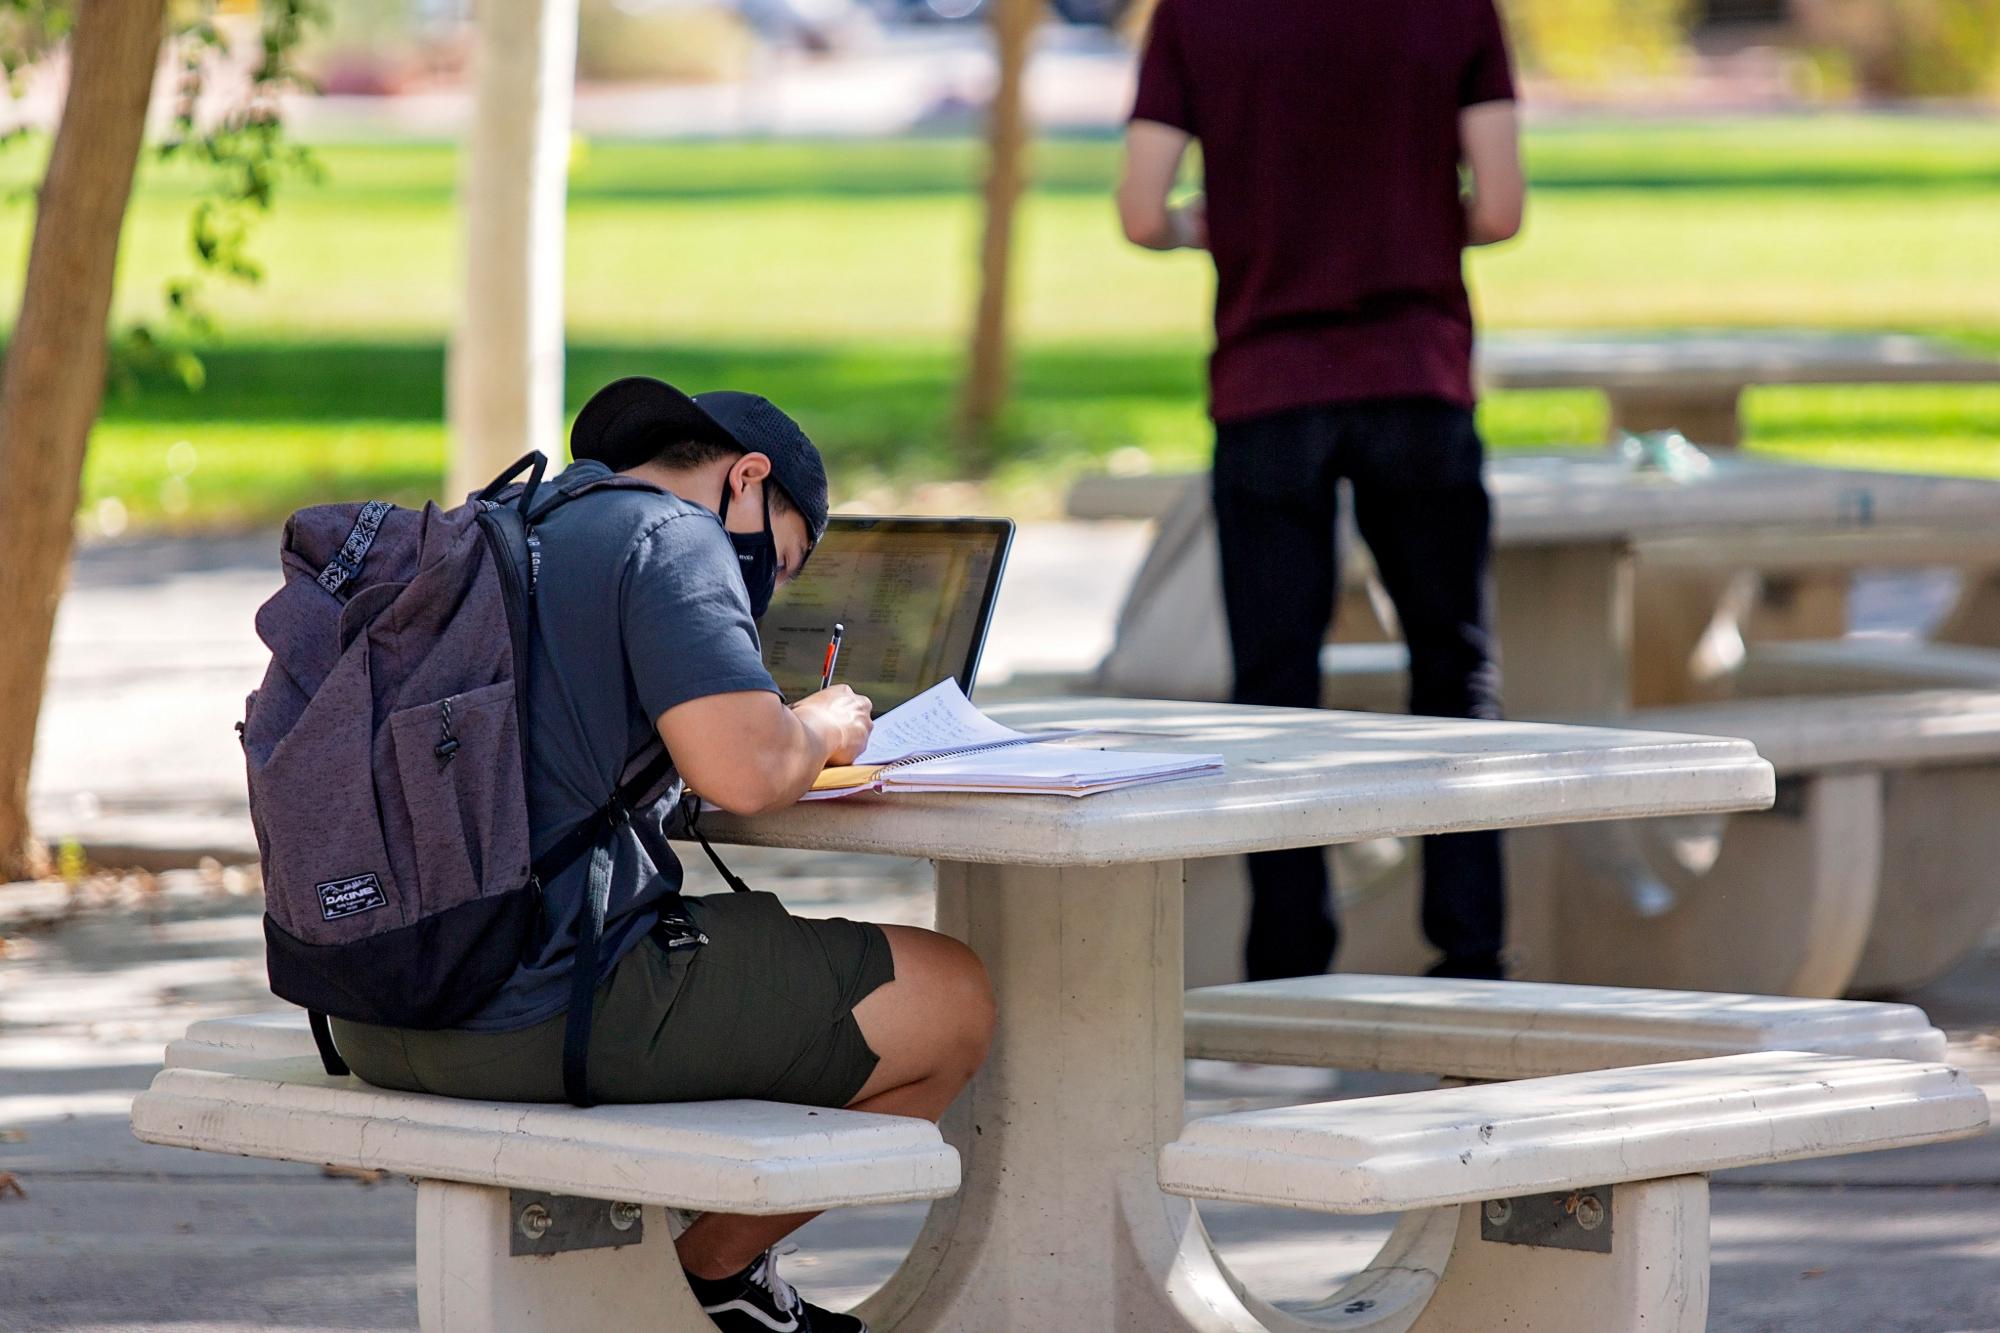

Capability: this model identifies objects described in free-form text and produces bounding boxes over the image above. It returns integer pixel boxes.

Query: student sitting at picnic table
[329,378,997,1333]
[1117,0,1527,983]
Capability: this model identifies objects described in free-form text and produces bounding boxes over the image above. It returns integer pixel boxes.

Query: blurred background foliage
[290,0,2000,101]
[1497,0,2000,98]
[1504,0,1695,87]
[1795,0,2000,97]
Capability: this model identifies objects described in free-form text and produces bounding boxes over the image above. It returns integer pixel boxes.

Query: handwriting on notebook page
[855,679,1031,766]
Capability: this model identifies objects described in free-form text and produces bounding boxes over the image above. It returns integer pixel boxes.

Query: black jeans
[1212,397,1504,980]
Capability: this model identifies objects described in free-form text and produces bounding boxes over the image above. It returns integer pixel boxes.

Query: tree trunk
[956,0,1041,470]
[446,0,580,503]
[0,0,167,882]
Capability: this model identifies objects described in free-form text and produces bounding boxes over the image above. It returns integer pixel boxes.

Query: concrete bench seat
[1160,1051,1989,1331]
[1630,688,2000,776]
[133,1014,960,1332]
[1563,689,2000,998]
[1737,639,2000,697]
[1182,974,1945,1080]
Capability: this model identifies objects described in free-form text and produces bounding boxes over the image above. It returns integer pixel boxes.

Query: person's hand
[1169,196,1208,250]
[794,685,874,765]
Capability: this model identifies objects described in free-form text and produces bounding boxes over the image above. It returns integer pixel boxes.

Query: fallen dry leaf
[321,1164,387,1185]
[1801,1268,1826,1280]
[0,1128,25,1143]
[0,1173,25,1200]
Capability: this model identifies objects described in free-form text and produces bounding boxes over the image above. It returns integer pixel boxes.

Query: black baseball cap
[570,376,830,543]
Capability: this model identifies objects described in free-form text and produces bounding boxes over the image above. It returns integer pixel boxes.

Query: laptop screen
[758,517,1014,714]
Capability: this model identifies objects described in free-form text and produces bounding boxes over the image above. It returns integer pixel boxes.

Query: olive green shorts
[329,891,895,1107]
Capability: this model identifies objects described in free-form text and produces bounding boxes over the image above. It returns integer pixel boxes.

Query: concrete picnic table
[1487,453,2000,708]
[1479,330,2000,447]
[701,696,1773,1331]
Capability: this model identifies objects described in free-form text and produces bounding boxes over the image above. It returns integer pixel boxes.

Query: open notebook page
[854,678,1041,765]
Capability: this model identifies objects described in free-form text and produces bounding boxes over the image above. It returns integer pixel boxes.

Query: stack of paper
[877,744,1225,797]
[808,679,1223,801]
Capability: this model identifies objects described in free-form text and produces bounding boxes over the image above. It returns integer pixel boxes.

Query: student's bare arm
[1461,100,1524,246]
[1118,120,1205,251]
[657,687,873,816]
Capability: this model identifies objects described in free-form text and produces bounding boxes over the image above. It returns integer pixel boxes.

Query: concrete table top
[1480,331,2000,392]
[1487,454,2000,547]
[1068,455,2000,549]
[696,697,1776,865]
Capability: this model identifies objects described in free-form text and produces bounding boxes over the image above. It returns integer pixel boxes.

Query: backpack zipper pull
[435,697,460,768]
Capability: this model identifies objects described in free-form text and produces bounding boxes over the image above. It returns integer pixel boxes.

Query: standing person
[1117,0,1526,981]
[329,378,996,1333]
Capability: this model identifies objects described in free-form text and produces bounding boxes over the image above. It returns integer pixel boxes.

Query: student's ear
[727,452,773,501]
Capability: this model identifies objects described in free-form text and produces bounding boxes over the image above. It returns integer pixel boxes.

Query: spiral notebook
[806,679,1223,800]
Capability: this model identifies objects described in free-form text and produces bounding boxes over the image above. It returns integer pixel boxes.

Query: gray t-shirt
[461,460,778,1031]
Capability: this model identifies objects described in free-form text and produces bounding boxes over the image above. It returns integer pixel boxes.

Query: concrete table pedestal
[863,861,1262,1332]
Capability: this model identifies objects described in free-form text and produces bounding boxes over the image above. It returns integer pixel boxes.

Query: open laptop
[759,516,1015,713]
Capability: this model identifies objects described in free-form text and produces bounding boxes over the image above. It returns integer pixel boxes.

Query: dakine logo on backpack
[315,874,387,921]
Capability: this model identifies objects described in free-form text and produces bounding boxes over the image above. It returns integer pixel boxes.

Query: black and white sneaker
[686,1249,868,1333]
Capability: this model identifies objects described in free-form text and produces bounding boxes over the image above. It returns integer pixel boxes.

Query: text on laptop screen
[759,518,1011,714]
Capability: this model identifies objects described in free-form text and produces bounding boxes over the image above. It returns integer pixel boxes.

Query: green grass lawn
[6,115,1991,530]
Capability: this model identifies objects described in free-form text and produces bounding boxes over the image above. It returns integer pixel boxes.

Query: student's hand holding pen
[794,685,873,766]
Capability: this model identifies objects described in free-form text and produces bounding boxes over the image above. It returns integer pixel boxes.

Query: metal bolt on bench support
[1575,1193,1606,1231]
[1479,1185,1615,1253]
[516,1202,553,1242]
[509,1190,649,1256]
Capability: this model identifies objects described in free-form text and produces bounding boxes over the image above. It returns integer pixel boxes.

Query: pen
[820,623,845,690]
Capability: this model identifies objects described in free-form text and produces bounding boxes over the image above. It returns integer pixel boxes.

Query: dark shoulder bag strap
[546,747,684,1107]
[561,830,619,1108]
[308,1009,350,1077]
[675,788,753,894]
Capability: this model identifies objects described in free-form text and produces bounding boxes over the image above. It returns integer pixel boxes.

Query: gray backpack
[242,453,738,1105]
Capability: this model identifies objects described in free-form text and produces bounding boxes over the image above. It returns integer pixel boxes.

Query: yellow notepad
[812,764,886,792]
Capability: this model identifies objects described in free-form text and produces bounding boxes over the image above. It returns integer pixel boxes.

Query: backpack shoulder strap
[524,471,666,522]
[538,747,675,1107]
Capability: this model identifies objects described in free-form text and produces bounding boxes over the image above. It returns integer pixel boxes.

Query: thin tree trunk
[446,0,579,503]
[0,0,167,882]
[957,0,1040,470]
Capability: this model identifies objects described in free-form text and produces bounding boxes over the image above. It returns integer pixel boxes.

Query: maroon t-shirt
[1132,0,1516,423]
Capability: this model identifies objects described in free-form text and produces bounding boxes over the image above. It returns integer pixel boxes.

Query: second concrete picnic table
[1085,456,2000,999]
[701,697,1773,1331]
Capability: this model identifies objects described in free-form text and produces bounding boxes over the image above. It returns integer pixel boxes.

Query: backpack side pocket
[387,679,531,917]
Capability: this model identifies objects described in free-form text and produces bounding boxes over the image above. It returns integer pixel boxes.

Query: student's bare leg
[675,924,996,1279]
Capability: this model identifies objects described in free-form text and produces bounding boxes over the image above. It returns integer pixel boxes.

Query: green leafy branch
[128,0,326,388]
[0,0,324,389]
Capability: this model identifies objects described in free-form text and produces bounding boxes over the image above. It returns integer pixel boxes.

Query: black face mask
[717,481,778,620]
